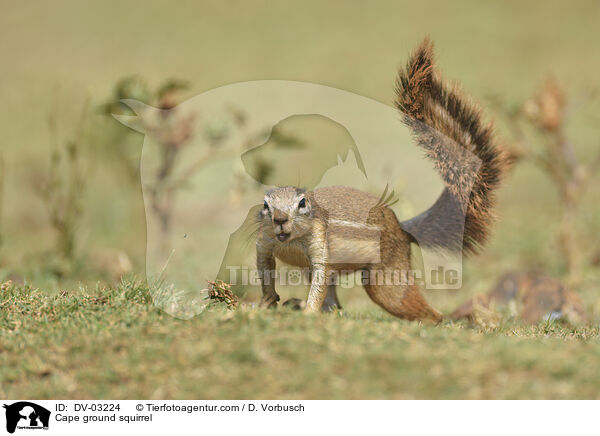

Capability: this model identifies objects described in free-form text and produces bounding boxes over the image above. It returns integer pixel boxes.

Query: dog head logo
[3,402,50,434]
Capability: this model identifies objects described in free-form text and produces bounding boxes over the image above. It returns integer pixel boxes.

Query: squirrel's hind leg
[361,210,443,323]
[361,270,442,323]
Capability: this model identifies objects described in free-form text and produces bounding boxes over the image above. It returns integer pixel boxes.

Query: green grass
[2,279,599,400]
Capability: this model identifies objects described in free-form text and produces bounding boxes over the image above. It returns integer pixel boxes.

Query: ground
[1,280,599,399]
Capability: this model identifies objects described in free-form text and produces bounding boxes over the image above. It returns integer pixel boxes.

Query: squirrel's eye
[298,198,306,209]
[263,201,269,210]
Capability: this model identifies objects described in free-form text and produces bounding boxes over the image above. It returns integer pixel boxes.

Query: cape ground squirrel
[255,39,508,322]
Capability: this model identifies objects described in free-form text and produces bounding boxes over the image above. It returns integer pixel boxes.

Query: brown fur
[396,38,509,255]
[255,39,507,322]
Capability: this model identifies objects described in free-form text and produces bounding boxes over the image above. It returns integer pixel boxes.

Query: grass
[2,279,599,400]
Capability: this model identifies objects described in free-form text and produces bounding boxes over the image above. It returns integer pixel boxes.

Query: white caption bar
[0,400,594,435]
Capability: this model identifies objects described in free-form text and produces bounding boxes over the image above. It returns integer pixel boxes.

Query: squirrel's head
[260,186,313,243]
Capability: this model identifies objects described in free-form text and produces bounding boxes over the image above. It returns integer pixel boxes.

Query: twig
[489,80,597,284]
[38,97,90,264]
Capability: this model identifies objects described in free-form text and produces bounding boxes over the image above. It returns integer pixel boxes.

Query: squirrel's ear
[112,99,161,133]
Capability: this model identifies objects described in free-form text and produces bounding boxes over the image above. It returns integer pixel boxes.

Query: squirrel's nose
[273,217,288,226]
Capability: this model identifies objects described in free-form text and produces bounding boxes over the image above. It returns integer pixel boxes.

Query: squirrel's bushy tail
[396,38,509,255]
